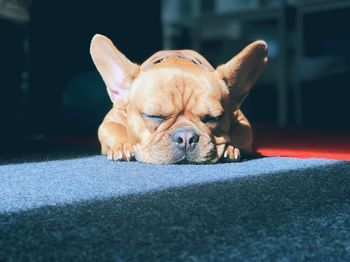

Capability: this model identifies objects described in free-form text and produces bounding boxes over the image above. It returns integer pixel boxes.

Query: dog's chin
[173,157,218,165]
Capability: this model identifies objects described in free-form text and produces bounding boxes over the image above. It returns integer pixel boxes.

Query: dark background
[0,0,349,155]
[0,0,162,139]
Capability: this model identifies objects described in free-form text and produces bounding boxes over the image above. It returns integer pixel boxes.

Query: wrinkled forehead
[129,68,226,116]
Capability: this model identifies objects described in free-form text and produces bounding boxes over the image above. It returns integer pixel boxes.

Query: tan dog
[90,34,268,164]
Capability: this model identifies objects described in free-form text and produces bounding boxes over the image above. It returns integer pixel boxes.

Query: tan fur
[90,34,268,164]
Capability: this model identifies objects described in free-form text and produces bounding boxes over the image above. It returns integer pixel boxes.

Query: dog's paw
[106,143,138,161]
[223,145,241,162]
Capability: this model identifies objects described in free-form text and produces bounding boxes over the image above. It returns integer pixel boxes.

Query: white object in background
[0,0,32,24]
[216,0,260,13]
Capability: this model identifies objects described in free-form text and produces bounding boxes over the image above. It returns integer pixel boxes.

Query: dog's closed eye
[141,113,167,123]
[202,114,224,124]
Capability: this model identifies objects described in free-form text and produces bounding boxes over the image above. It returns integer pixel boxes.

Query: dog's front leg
[98,121,136,161]
[229,110,253,154]
[221,110,253,162]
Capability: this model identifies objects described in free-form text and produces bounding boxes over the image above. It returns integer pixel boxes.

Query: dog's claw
[223,145,241,162]
[106,143,137,161]
[115,151,123,161]
[107,153,113,161]
[233,148,240,160]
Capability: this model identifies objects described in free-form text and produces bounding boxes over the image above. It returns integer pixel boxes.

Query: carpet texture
[1,156,350,261]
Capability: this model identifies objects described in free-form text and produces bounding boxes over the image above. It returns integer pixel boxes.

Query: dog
[90,34,268,164]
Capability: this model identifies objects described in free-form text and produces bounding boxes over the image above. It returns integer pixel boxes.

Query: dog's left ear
[216,41,268,109]
[90,34,139,102]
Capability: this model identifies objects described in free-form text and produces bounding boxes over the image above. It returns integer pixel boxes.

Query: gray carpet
[1,156,350,261]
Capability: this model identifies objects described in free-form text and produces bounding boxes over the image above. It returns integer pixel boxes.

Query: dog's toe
[123,143,136,161]
[106,145,122,161]
[106,143,136,161]
[223,145,241,162]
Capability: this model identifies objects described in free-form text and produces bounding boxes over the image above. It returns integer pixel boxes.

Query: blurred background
[0,0,349,158]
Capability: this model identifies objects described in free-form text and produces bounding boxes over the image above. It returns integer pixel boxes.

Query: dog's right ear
[90,34,139,102]
[216,41,268,109]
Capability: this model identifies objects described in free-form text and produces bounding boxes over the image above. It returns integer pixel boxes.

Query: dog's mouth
[171,147,219,165]
[135,146,218,164]
[134,133,222,164]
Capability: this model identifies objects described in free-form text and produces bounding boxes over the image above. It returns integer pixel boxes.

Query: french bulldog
[90,34,268,164]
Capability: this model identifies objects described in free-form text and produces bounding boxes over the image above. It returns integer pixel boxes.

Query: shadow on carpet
[1,161,349,261]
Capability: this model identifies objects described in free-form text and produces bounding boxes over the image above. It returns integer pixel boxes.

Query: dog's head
[91,34,267,164]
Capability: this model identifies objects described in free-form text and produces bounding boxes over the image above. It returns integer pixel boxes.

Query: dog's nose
[172,128,199,150]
